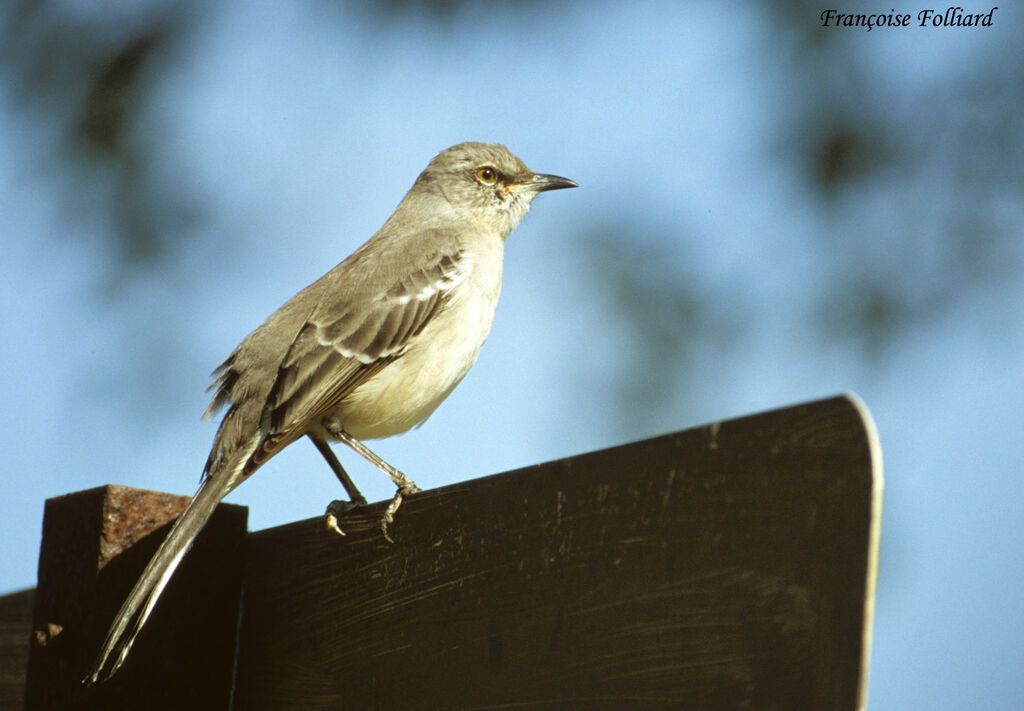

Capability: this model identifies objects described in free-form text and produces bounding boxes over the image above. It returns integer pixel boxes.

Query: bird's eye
[476,167,497,185]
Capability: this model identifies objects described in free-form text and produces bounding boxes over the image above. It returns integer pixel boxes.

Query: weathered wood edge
[843,392,883,711]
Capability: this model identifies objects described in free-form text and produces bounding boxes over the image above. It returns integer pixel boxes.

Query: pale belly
[330,251,503,440]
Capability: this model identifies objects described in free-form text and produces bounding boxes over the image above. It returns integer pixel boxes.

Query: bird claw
[325,512,345,536]
[324,498,363,536]
[326,485,419,543]
[380,485,420,544]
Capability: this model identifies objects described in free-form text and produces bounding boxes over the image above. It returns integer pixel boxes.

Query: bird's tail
[84,474,232,684]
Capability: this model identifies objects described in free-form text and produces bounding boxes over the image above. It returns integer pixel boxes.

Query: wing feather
[202,234,468,481]
[262,247,466,444]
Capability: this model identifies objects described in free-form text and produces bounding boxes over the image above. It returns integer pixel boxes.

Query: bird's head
[418,142,577,239]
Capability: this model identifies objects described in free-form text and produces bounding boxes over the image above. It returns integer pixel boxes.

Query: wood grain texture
[234,394,882,710]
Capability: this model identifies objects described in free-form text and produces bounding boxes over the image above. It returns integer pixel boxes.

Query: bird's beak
[517,173,579,193]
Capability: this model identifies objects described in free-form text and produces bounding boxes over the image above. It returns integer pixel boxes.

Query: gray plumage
[85,142,576,683]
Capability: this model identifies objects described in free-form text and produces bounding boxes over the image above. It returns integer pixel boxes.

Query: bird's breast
[333,242,505,440]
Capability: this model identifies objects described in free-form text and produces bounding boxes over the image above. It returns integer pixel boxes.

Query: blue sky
[2,2,1022,708]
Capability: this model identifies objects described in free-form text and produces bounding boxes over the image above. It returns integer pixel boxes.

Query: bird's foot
[324,498,365,536]
[380,483,421,544]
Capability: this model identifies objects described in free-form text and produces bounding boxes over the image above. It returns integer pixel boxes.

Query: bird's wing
[244,244,468,472]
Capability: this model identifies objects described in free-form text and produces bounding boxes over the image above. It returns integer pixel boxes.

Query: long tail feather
[84,474,233,684]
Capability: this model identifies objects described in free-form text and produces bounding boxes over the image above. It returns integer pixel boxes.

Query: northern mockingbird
[85,142,577,683]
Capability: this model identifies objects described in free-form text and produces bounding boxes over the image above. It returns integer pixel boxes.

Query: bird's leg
[322,422,421,542]
[309,433,369,536]
[333,430,421,494]
[308,433,368,505]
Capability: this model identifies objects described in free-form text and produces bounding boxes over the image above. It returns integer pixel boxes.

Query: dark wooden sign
[13,394,881,710]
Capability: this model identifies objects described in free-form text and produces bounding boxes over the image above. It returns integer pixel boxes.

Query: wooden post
[24,486,247,710]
